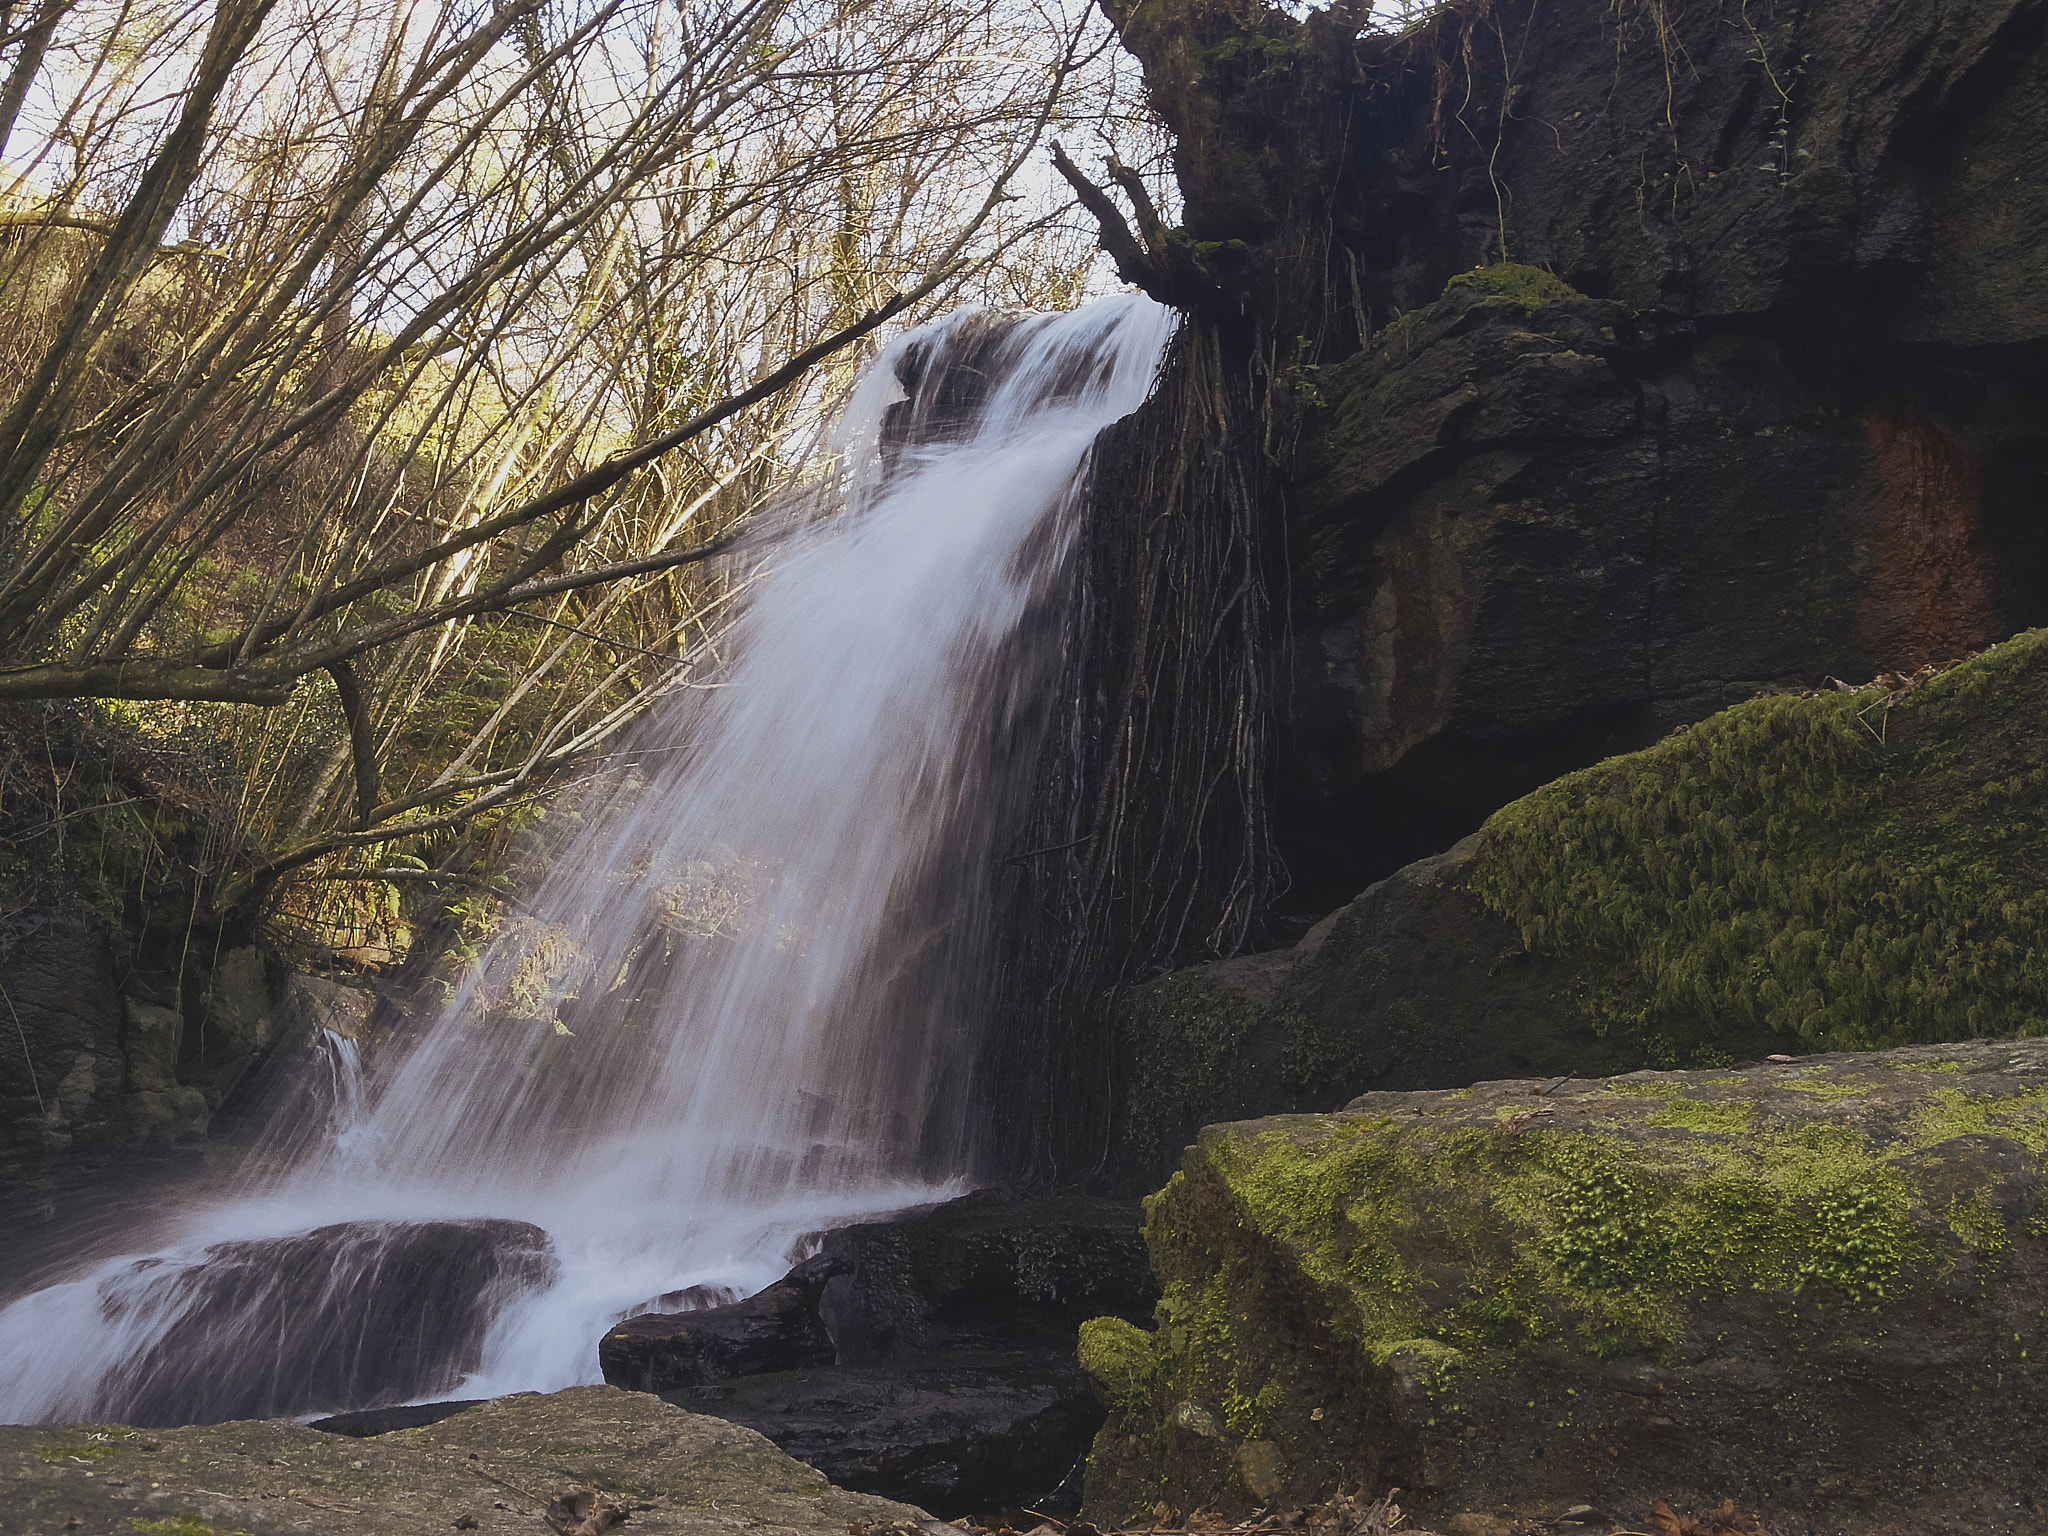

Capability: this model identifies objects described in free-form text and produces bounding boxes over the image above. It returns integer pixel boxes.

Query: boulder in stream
[600,1251,851,1391]
[622,1192,1157,1515]
[99,1217,557,1425]
[1100,630,2048,1194]
[1079,1040,2048,1532]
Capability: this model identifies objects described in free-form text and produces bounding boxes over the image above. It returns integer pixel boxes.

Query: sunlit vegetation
[0,0,1166,952]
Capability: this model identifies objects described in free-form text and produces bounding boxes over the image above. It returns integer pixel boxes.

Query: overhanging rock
[1079,1040,2048,1532]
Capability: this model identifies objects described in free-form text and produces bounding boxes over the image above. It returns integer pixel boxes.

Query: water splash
[0,296,1174,1426]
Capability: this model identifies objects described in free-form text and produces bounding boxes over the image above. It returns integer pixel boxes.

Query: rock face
[602,1254,852,1392]
[647,1193,1156,1515]
[0,909,365,1227]
[1282,274,2048,892]
[1078,1040,2048,1533]
[1085,0,2048,902]
[0,1383,927,1536]
[1099,630,2048,1193]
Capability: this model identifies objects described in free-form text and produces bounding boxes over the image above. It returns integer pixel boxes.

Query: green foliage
[1443,262,1583,310]
[1469,632,2048,1055]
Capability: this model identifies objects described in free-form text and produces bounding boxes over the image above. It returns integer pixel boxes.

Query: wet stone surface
[0,1384,925,1535]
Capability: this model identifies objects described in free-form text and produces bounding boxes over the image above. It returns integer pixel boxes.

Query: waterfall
[0,295,1175,1427]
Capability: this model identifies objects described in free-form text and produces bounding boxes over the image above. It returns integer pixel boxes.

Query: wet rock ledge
[0,1384,925,1535]
[1079,1039,2048,1534]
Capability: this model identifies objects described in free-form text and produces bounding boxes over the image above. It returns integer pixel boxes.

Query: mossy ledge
[1078,1040,2048,1531]
[1471,629,2048,1055]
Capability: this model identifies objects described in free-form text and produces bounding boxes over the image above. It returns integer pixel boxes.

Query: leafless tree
[0,0,1118,915]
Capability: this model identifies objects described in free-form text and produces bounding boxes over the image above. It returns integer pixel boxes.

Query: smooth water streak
[0,295,1174,1426]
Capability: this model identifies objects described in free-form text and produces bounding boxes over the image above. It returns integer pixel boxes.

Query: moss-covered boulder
[1101,631,2048,1194]
[1080,1040,2048,1531]
[1470,630,2048,1054]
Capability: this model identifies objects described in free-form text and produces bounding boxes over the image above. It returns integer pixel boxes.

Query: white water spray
[0,296,1173,1426]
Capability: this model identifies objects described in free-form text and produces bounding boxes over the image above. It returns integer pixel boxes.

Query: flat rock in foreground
[1080,1040,2048,1533]
[0,1383,927,1536]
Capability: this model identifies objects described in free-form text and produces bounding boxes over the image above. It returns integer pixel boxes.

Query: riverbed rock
[816,1191,1156,1362]
[1078,1039,2048,1533]
[645,1193,1156,1515]
[99,1218,557,1426]
[673,1356,1102,1514]
[1100,630,2048,1193]
[601,1253,851,1392]
[0,1383,927,1536]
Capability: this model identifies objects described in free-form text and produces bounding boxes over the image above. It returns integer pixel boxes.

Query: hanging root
[987,319,1285,1183]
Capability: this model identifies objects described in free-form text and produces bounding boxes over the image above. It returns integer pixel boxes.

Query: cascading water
[0,295,1174,1426]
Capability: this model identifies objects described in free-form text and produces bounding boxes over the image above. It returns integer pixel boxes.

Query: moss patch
[37,1441,119,1462]
[1116,972,1267,1166]
[1469,631,2048,1056]
[1080,1042,2048,1522]
[1443,262,1583,309]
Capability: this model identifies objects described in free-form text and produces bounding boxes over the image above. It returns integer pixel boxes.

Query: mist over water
[0,296,1174,1426]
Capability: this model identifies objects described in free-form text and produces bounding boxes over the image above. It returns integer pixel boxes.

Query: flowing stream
[0,295,1173,1426]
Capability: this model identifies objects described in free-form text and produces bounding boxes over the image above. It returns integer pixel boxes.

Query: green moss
[1604,1079,1680,1099]
[1443,262,1583,310]
[1795,1189,1902,1303]
[1913,1083,2048,1151]
[1079,1316,1159,1425]
[1946,1191,2008,1265]
[1645,1096,1755,1133]
[1469,631,2048,1057]
[1222,1379,1285,1437]
[1546,1168,1668,1290]
[38,1441,118,1461]
[1281,992,1378,1091]
[1778,1078,1873,1103]
[1117,972,1265,1162]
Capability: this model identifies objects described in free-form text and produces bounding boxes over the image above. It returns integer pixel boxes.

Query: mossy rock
[1442,262,1583,310]
[1100,632,2048,1196]
[1471,628,2048,1053]
[1078,1039,2048,1529]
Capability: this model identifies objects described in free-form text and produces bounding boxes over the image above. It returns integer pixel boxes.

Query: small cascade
[0,296,1174,1426]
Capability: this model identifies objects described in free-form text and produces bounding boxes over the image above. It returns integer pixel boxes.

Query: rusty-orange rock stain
[1857,410,1996,667]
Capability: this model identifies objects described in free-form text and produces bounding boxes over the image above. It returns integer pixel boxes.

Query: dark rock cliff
[1082,0,2048,904]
